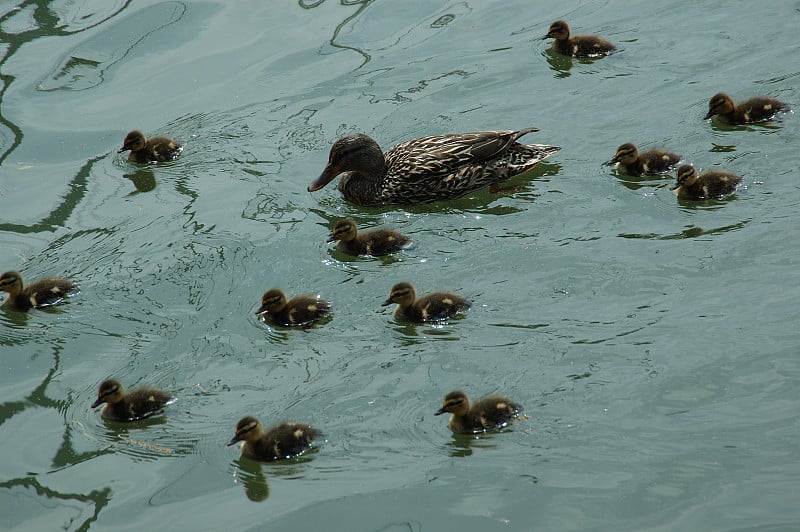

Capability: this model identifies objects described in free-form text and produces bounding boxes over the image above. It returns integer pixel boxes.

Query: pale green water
[1,1,799,530]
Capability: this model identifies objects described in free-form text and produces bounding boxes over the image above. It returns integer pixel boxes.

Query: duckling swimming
[118,130,182,163]
[704,93,790,124]
[91,379,173,421]
[434,390,522,434]
[227,416,320,462]
[544,20,616,57]
[671,164,742,200]
[255,288,330,327]
[327,218,410,256]
[0,271,78,311]
[381,282,470,323]
[606,143,681,176]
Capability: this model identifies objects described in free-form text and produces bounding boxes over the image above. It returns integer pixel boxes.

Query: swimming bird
[307,129,559,205]
[118,130,182,163]
[671,164,742,200]
[704,93,790,124]
[0,271,78,311]
[255,288,330,327]
[381,282,469,323]
[91,379,173,421]
[327,218,410,256]
[543,20,616,57]
[434,390,522,434]
[227,416,320,462]
[606,143,681,176]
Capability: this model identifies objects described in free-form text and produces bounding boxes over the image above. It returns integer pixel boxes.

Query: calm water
[1,1,799,530]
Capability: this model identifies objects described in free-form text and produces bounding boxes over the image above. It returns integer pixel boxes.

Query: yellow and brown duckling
[91,379,173,421]
[255,288,330,327]
[327,218,411,256]
[381,282,470,323]
[544,20,616,58]
[606,143,681,177]
[704,93,790,124]
[308,129,559,206]
[434,390,522,434]
[0,271,78,311]
[118,130,182,163]
[227,416,320,462]
[671,164,742,200]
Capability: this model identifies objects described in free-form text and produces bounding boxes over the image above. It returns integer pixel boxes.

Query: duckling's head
[545,20,571,40]
[672,165,699,191]
[227,416,264,446]
[91,379,124,408]
[381,282,417,308]
[308,134,386,192]
[255,288,288,316]
[607,143,639,166]
[434,390,470,417]
[327,218,358,243]
[119,130,147,153]
[0,271,23,294]
[704,93,735,119]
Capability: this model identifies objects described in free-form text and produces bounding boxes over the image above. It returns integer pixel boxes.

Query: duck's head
[434,390,470,417]
[0,271,23,295]
[255,288,288,316]
[381,282,417,308]
[227,416,263,446]
[672,165,698,191]
[544,20,570,40]
[606,143,639,166]
[91,379,124,408]
[308,134,386,192]
[704,93,735,119]
[328,218,358,243]
[119,130,147,153]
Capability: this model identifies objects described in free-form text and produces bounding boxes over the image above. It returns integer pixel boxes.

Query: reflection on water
[618,220,749,240]
[124,168,157,194]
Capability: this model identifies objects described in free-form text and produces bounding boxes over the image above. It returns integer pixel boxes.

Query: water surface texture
[1,1,799,530]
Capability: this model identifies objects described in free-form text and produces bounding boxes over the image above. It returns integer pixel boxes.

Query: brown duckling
[434,390,522,434]
[606,143,681,176]
[91,379,173,421]
[671,164,742,200]
[327,218,410,256]
[255,288,330,327]
[0,270,78,311]
[227,416,320,462]
[544,20,616,57]
[704,93,790,124]
[381,282,470,323]
[118,130,182,163]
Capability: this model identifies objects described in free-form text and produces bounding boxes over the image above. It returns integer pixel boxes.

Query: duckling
[381,282,470,323]
[227,416,320,462]
[544,20,616,57]
[671,164,742,200]
[606,143,681,176]
[327,218,410,256]
[91,379,173,421]
[704,93,790,124]
[118,130,182,163]
[255,288,330,327]
[434,390,522,434]
[0,271,78,311]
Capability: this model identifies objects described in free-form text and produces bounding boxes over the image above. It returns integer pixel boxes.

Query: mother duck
[307,128,559,206]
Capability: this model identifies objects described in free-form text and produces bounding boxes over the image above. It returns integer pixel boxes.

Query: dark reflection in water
[543,49,574,78]
[442,430,510,458]
[233,457,270,502]
[299,0,373,67]
[124,168,157,194]
[618,220,748,240]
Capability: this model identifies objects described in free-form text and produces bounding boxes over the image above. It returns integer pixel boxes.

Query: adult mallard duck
[704,93,790,124]
[227,416,320,462]
[255,288,330,327]
[307,128,559,205]
[543,20,616,58]
[434,390,522,434]
[0,270,78,311]
[605,143,681,176]
[671,164,742,200]
[381,282,469,323]
[327,218,410,256]
[91,379,173,421]
[118,130,182,163]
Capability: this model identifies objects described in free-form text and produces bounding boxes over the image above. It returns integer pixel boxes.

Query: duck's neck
[339,169,386,205]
